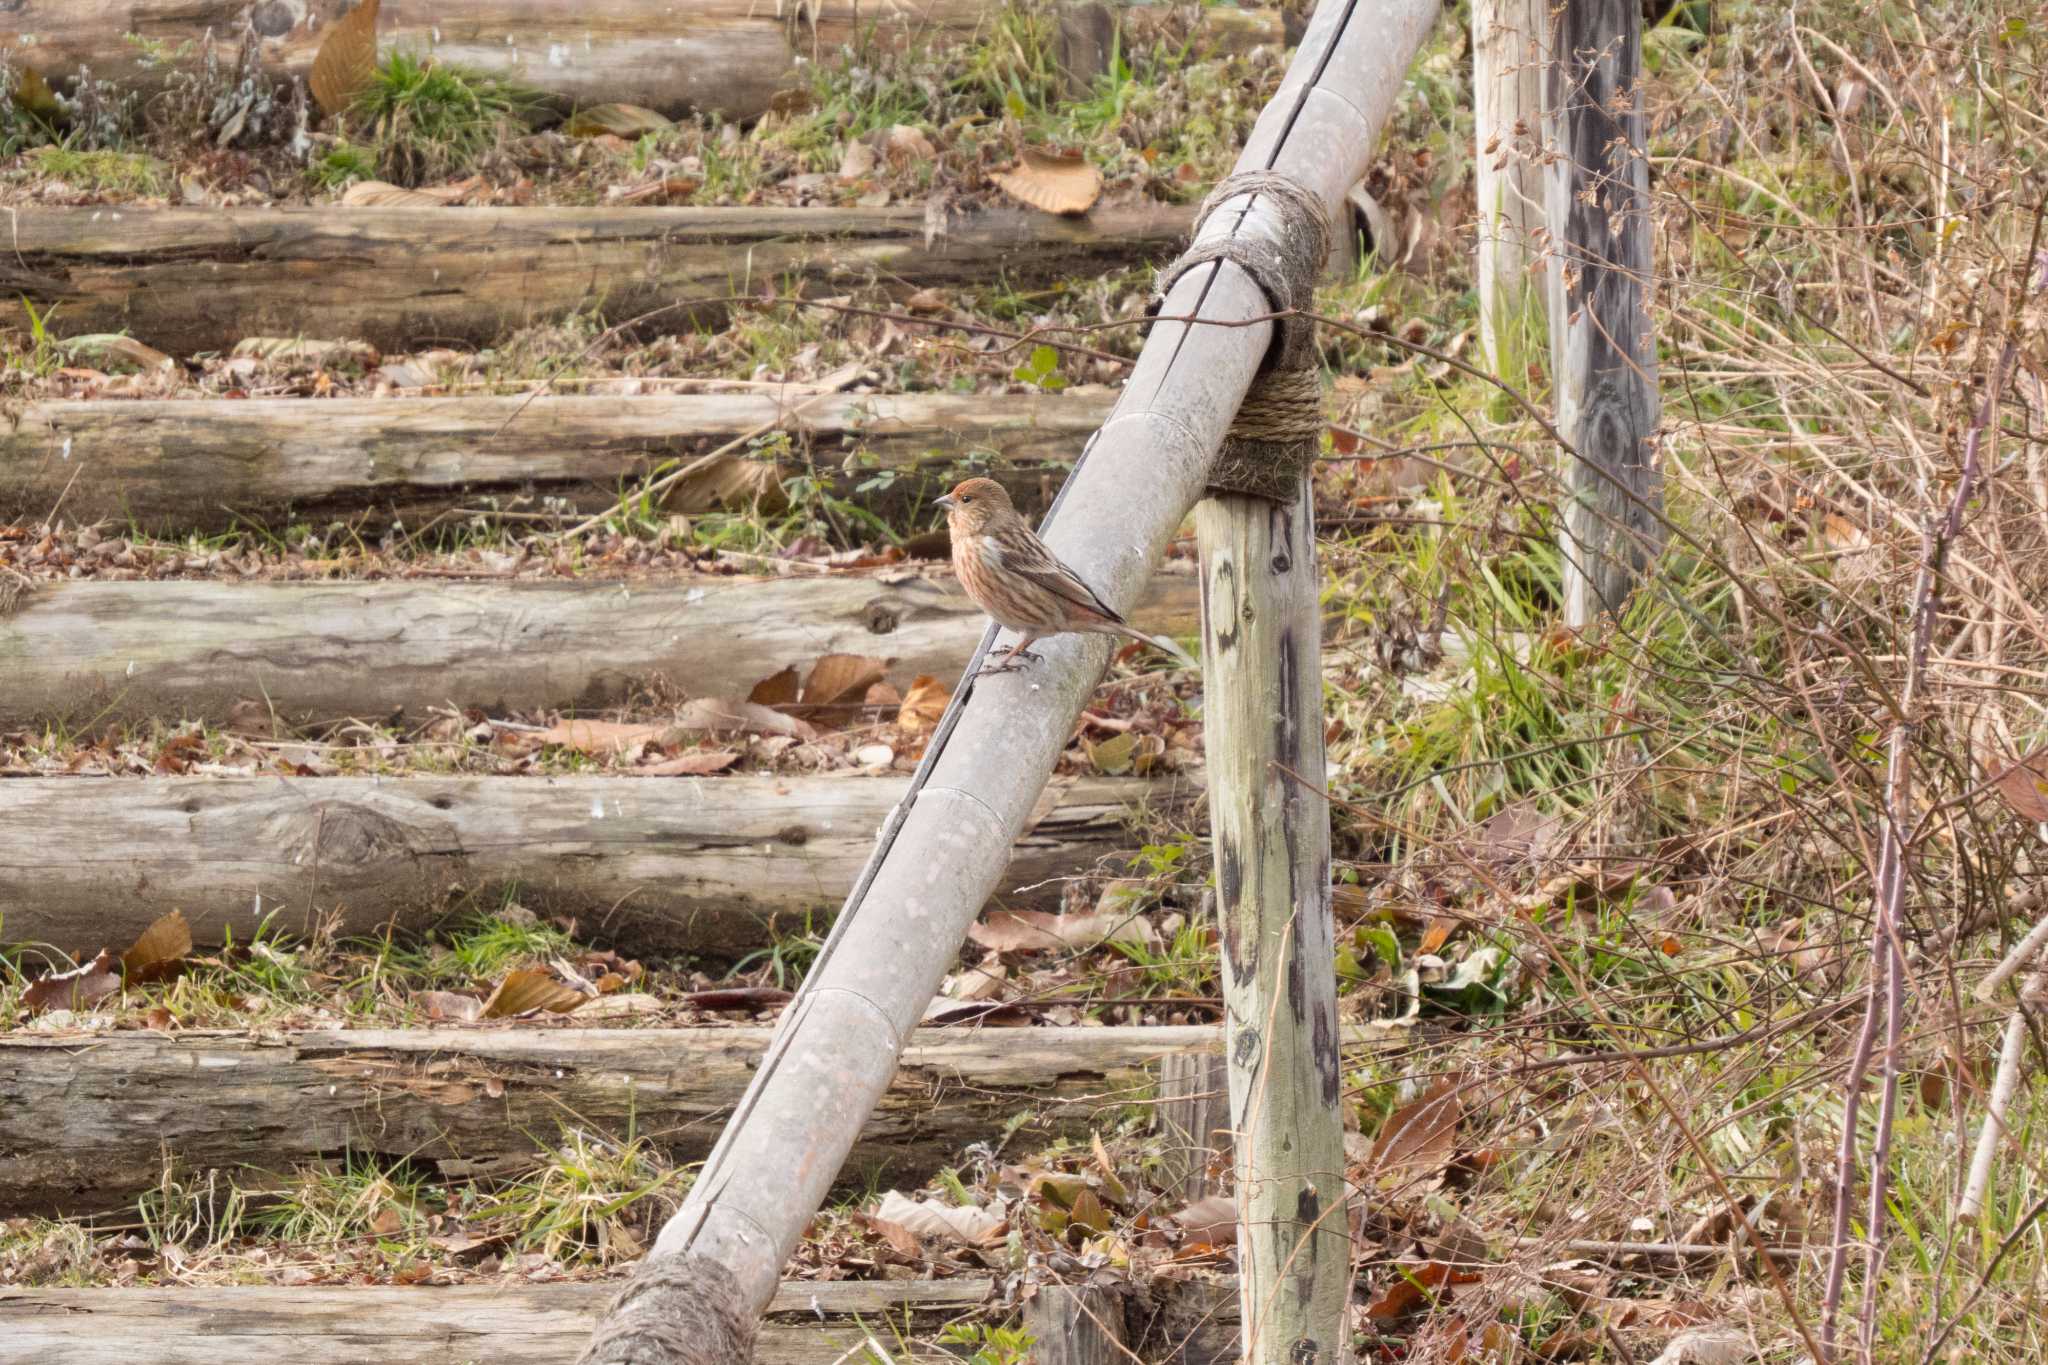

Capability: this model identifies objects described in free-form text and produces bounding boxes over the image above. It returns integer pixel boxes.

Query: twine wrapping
[1150,171,1330,503]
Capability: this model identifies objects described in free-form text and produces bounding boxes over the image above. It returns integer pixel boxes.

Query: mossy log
[0,570,1199,727]
[0,391,1117,535]
[0,1025,1223,1215]
[0,773,1188,955]
[3,204,1194,356]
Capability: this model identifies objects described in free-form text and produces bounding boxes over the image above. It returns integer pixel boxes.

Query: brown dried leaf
[1363,1080,1464,1191]
[1991,751,2048,821]
[534,719,668,755]
[800,653,889,718]
[309,0,381,116]
[480,968,589,1018]
[856,1212,924,1260]
[680,986,793,1011]
[1170,1193,1237,1245]
[23,949,123,1015]
[874,1190,1004,1246]
[968,908,1158,954]
[748,666,801,707]
[897,675,951,732]
[1085,731,1138,775]
[636,749,740,776]
[675,697,817,741]
[1362,1260,1479,1320]
[341,180,449,207]
[122,910,192,984]
[657,455,783,512]
[564,103,673,138]
[991,149,1102,216]
[11,65,60,118]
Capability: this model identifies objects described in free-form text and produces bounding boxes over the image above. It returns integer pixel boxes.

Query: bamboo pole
[1195,485,1346,1361]
[1545,0,1662,627]
[1471,0,1548,379]
[577,1,1441,1358]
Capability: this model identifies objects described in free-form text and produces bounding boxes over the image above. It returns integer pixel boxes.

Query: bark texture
[12,0,1286,121]
[0,571,1198,728]
[1546,0,1663,626]
[0,774,1185,955]
[4,204,1193,356]
[0,391,1114,535]
[1196,489,1346,1364]
[0,1025,1226,1214]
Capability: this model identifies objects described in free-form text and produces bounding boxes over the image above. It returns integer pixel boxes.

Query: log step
[6,204,1193,356]
[0,773,1190,954]
[0,571,1200,728]
[0,391,1116,535]
[0,1278,1239,1364]
[0,1025,1225,1214]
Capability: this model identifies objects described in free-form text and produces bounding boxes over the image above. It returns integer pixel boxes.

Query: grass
[345,51,542,185]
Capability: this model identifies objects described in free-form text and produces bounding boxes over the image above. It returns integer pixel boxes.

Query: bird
[935,477,1196,675]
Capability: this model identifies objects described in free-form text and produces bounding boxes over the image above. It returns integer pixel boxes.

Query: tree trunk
[1545,0,1662,627]
[0,1279,1242,1364]
[0,571,1197,728]
[13,0,1286,123]
[0,1024,1226,1214]
[0,391,1114,535]
[613,0,1441,1352]
[0,774,1183,956]
[1471,0,1548,379]
[5,204,1193,357]
[1195,488,1347,1363]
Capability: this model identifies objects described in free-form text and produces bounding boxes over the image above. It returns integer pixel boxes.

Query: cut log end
[577,1253,755,1365]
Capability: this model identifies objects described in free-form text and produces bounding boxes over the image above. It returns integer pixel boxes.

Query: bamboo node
[1150,170,1330,503]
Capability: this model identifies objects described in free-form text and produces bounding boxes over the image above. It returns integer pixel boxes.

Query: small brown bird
[936,477,1195,674]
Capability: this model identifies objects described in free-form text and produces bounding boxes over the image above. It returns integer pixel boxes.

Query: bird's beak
[934,494,955,510]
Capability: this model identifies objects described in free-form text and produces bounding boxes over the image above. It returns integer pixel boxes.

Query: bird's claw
[975,658,1028,677]
[990,646,1042,663]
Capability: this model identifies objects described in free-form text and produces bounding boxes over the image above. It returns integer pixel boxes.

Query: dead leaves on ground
[309,0,382,115]
[20,910,192,1015]
[991,149,1103,216]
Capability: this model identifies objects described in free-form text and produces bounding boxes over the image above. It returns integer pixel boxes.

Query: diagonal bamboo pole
[578,1,1441,1358]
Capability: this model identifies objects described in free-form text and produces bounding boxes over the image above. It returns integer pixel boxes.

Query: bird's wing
[986,534,1127,624]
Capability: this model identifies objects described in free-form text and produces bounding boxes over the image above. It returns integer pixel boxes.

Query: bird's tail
[1113,624,1200,672]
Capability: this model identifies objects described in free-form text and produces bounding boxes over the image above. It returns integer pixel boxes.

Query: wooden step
[0,773,1190,954]
[0,391,1115,535]
[0,1025,1225,1214]
[0,570,1199,728]
[7,204,1192,356]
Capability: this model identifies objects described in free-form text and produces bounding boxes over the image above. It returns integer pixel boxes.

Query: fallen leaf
[1363,1080,1464,1191]
[897,675,951,732]
[681,986,792,1011]
[1363,1260,1481,1320]
[1170,1194,1237,1245]
[656,454,783,512]
[480,968,589,1018]
[574,992,667,1019]
[564,103,673,137]
[534,719,667,755]
[904,287,949,314]
[23,949,123,1015]
[369,1206,404,1236]
[11,65,60,118]
[748,666,801,707]
[60,335,173,373]
[675,697,817,741]
[991,149,1103,216]
[874,1190,1004,1246]
[1991,751,2048,821]
[636,749,740,776]
[968,908,1158,953]
[799,653,889,719]
[309,0,381,115]
[856,1213,924,1260]
[1090,1132,1128,1204]
[230,336,379,369]
[415,991,485,1022]
[837,140,877,182]
[883,124,935,164]
[1085,731,1139,775]
[122,910,192,984]
[341,179,449,207]
[941,962,1008,1001]
[606,176,700,204]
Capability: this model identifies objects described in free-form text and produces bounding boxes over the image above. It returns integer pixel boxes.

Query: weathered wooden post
[573,3,1441,1361]
[1472,0,1549,379]
[1545,0,1662,627]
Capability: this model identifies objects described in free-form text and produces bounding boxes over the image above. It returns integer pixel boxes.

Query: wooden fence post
[1472,0,1549,381]
[1545,0,1662,628]
[1197,483,1347,1364]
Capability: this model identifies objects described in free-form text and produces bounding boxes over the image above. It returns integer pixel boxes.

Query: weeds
[343,51,540,185]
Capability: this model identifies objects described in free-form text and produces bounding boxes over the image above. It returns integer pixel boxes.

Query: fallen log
[14,0,1288,122]
[0,773,1187,954]
[0,1025,1223,1215]
[0,1278,1240,1364]
[4,204,1194,356]
[0,391,1114,535]
[0,570,1199,727]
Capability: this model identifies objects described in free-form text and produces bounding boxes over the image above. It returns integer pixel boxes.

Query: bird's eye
[960,495,973,503]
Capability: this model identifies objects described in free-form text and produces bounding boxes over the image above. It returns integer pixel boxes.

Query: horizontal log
[0,1025,1224,1215]
[0,391,1115,535]
[6,204,1194,356]
[13,0,1289,122]
[0,570,1199,727]
[0,1278,1239,1364]
[0,773,1187,954]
